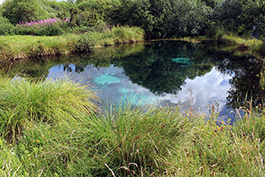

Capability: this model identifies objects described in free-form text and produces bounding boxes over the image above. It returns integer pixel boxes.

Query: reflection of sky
[47,64,234,119]
[164,68,233,117]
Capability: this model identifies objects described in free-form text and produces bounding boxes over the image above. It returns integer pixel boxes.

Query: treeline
[0,0,265,39]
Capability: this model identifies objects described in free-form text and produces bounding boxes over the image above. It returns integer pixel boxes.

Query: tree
[2,0,48,24]
[109,0,212,39]
[212,0,265,36]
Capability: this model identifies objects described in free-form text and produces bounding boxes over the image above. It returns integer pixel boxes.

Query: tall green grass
[10,103,192,176]
[0,76,264,176]
[0,26,145,62]
[0,76,97,142]
[2,102,265,176]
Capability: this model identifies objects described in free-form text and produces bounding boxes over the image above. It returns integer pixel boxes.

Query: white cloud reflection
[47,65,233,115]
[163,68,233,114]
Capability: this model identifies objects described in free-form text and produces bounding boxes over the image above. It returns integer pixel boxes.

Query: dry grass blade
[105,163,116,177]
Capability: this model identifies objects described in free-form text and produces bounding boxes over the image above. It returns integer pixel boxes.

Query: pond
[3,41,264,122]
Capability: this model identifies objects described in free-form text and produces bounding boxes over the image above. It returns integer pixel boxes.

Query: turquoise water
[9,41,262,122]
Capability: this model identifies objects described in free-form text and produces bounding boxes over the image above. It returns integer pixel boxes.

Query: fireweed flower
[17,18,69,28]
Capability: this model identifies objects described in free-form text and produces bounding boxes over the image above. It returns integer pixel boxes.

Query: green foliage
[13,103,192,176]
[74,26,144,52]
[0,16,14,35]
[110,0,212,39]
[0,138,25,176]
[76,9,103,27]
[77,0,120,19]
[69,5,79,27]
[38,0,58,18]
[186,111,265,176]
[14,22,65,36]
[74,33,95,53]
[1,99,264,176]
[0,40,13,61]
[49,0,70,14]
[1,0,49,25]
[210,0,265,37]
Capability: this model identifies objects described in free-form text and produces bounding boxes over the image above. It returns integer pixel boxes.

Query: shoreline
[0,26,145,63]
[0,32,264,64]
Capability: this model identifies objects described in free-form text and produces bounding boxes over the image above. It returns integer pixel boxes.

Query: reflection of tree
[213,53,265,109]
[0,43,145,79]
[227,61,264,109]
[0,60,53,79]
[115,41,216,95]
[122,58,189,95]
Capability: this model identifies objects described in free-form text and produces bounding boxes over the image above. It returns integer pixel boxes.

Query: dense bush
[109,0,212,39]
[76,9,103,27]
[0,17,14,35]
[1,0,49,25]
[211,0,265,37]
[76,0,119,19]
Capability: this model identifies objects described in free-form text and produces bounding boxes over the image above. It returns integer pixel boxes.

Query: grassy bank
[0,76,264,176]
[211,29,264,56]
[0,26,144,62]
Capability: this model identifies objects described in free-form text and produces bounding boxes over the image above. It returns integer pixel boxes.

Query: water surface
[3,41,264,122]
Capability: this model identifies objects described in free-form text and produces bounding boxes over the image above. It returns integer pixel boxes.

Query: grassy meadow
[0,76,264,176]
[0,26,144,62]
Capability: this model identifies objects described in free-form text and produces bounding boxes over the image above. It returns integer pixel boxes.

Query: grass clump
[168,107,265,176]
[84,105,191,176]
[0,76,97,143]
[75,26,145,50]
[12,103,192,176]
[4,102,264,176]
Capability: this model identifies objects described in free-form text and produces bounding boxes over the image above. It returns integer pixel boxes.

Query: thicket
[0,0,264,39]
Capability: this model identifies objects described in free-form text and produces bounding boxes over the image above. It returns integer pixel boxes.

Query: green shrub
[75,33,95,53]
[14,22,65,36]
[0,17,14,35]
[76,9,103,27]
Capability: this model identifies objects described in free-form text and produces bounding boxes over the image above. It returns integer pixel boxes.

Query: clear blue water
[48,63,232,116]
[6,41,263,122]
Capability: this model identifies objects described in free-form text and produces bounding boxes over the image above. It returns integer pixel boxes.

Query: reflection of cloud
[47,65,233,115]
[165,67,233,114]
